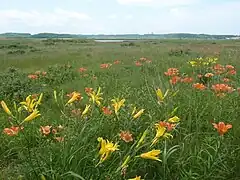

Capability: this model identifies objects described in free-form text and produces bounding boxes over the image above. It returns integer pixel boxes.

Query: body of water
[94,39,131,43]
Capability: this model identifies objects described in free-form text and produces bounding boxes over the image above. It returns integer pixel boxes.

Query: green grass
[0,38,240,180]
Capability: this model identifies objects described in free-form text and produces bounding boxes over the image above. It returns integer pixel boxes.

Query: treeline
[0,32,239,40]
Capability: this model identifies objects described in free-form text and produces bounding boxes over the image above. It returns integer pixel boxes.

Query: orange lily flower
[140,57,147,61]
[135,61,142,66]
[212,122,232,136]
[28,74,38,79]
[193,83,206,90]
[213,64,225,74]
[164,68,179,76]
[3,126,23,136]
[159,121,176,131]
[102,107,112,115]
[227,69,236,75]
[114,60,121,64]
[120,131,133,143]
[225,65,234,69]
[181,77,193,83]
[204,73,214,78]
[40,126,52,136]
[79,67,87,73]
[212,84,234,93]
[85,87,93,94]
[170,76,181,85]
[100,63,111,69]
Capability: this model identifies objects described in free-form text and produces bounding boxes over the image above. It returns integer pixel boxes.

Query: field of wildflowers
[0,39,240,180]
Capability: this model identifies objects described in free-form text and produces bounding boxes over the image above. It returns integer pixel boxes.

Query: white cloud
[0,1,240,35]
[117,0,198,7]
[108,14,117,19]
[0,8,91,28]
[117,0,153,4]
[158,1,240,34]
[125,14,133,20]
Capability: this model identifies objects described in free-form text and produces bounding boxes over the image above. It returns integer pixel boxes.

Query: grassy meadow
[0,38,240,180]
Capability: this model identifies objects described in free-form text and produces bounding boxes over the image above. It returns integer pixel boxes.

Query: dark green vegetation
[0,38,240,180]
[1,32,240,39]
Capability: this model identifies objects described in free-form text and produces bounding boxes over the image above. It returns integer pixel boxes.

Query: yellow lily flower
[189,61,197,67]
[140,149,161,162]
[168,116,180,123]
[23,109,41,123]
[133,109,145,119]
[19,94,43,112]
[67,92,82,105]
[19,95,36,112]
[212,58,218,63]
[156,88,169,103]
[1,101,13,117]
[111,98,125,115]
[128,176,142,180]
[97,137,119,165]
[82,104,91,116]
[89,87,103,106]
[151,123,166,146]
[203,62,209,66]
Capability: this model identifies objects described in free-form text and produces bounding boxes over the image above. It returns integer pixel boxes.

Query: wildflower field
[0,39,240,180]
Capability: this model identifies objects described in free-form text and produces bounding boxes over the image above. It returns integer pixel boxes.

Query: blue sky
[0,0,239,34]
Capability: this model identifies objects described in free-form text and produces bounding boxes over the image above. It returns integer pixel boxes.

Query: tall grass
[0,39,239,180]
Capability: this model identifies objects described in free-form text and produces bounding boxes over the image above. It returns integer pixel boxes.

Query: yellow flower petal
[168,116,180,123]
[156,88,163,101]
[82,104,91,116]
[111,98,125,115]
[23,109,41,123]
[89,87,103,106]
[140,149,161,162]
[128,176,142,180]
[133,109,144,119]
[97,137,119,165]
[67,92,82,104]
[1,101,13,117]
[36,93,43,105]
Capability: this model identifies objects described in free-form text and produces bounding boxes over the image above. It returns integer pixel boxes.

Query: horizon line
[1,32,240,36]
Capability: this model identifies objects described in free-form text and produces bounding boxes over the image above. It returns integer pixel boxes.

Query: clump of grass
[7,50,26,55]
[168,48,191,56]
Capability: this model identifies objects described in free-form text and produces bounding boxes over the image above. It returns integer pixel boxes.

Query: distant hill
[0,32,239,40]
[31,33,79,38]
[0,33,31,38]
